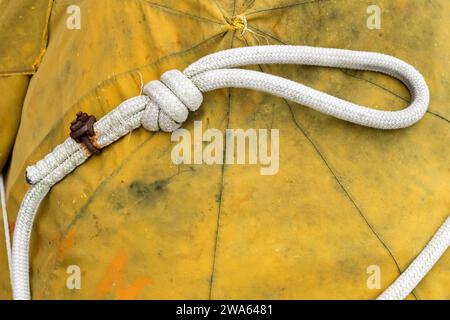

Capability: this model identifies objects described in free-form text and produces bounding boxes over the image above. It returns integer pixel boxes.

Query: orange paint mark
[116,277,151,300]
[46,251,55,269]
[96,252,126,296]
[96,253,150,299]
[46,232,60,268]
[57,227,76,261]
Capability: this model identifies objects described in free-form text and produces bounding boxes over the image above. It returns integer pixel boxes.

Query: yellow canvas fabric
[0,0,52,169]
[0,0,449,299]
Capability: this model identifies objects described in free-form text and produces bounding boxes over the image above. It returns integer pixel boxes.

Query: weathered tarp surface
[0,0,449,299]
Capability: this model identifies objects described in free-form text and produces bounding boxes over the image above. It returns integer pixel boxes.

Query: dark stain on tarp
[129,179,168,202]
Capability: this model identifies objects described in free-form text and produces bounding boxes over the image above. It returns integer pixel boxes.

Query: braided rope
[11,45,447,300]
[377,216,450,300]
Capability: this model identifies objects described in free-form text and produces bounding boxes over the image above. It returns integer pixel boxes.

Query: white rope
[13,96,149,299]
[11,45,447,300]
[377,216,450,300]
[141,46,429,131]
[1,174,12,285]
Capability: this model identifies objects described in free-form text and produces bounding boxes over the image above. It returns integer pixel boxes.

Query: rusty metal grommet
[70,112,101,155]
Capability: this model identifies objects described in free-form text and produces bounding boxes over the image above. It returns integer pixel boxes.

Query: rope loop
[141,45,430,132]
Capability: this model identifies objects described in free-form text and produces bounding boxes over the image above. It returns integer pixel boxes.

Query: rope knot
[141,69,203,132]
[227,15,248,35]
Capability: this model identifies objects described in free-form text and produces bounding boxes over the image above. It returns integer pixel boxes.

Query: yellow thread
[136,71,144,96]
[226,14,269,45]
